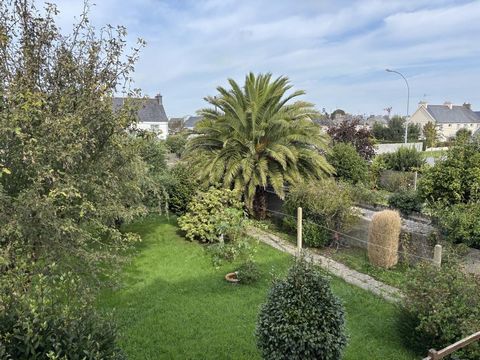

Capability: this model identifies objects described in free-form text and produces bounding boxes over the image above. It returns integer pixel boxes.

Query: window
[150,124,160,131]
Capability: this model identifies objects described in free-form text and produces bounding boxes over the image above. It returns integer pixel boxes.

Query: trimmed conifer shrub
[368,210,401,268]
[256,258,347,360]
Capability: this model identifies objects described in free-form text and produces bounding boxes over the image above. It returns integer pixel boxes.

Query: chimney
[463,102,471,110]
[444,101,453,110]
[155,93,162,105]
[418,101,428,108]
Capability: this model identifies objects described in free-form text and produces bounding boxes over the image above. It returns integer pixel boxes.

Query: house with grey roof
[184,115,203,130]
[409,101,480,141]
[113,94,169,139]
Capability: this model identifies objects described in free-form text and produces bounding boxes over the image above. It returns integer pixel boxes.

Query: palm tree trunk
[253,187,267,220]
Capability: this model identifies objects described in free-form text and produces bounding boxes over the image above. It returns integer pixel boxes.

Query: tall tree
[0,0,155,276]
[423,121,438,148]
[186,73,333,218]
[327,118,376,159]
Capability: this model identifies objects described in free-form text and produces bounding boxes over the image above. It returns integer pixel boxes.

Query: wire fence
[264,208,436,263]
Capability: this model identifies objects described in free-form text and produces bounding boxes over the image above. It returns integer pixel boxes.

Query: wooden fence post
[414,171,418,191]
[433,244,442,268]
[297,207,302,255]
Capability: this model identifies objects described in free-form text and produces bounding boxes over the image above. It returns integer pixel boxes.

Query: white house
[409,101,480,141]
[113,94,169,139]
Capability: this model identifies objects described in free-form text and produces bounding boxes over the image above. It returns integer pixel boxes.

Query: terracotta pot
[225,271,239,283]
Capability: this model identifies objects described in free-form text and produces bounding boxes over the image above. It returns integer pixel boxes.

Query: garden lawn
[98,216,416,360]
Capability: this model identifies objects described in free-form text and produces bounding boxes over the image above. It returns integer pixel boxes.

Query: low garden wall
[345,207,436,262]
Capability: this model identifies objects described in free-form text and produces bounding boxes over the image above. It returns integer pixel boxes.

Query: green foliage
[165,131,189,157]
[373,116,421,142]
[186,73,333,217]
[378,170,415,192]
[207,239,255,267]
[433,203,480,247]
[0,267,125,359]
[347,182,390,206]
[388,191,423,215]
[0,0,153,278]
[369,155,387,187]
[237,259,261,284]
[162,163,198,215]
[327,143,369,184]
[327,118,376,159]
[178,187,244,243]
[418,141,480,205]
[133,131,169,212]
[423,121,438,148]
[455,128,472,144]
[382,147,425,171]
[256,258,347,360]
[401,256,480,359]
[284,180,357,247]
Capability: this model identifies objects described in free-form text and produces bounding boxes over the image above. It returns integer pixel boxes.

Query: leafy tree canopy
[0,0,160,278]
[327,118,376,159]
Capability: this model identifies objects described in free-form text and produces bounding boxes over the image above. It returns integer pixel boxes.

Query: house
[113,94,169,140]
[184,115,203,130]
[409,101,480,141]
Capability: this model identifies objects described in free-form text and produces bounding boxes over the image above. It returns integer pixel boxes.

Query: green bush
[283,180,357,248]
[418,141,480,205]
[0,269,124,359]
[162,163,198,215]
[237,259,261,284]
[401,256,480,359]
[388,190,423,215]
[256,258,347,359]
[327,143,369,184]
[165,132,189,157]
[433,203,480,248]
[347,182,389,206]
[378,170,415,192]
[382,147,425,171]
[178,187,244,243]
[207,239,255,267]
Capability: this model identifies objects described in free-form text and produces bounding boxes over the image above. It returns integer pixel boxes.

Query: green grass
[325,247,410,289]
[98,216,416,359]
[257,219,411,289]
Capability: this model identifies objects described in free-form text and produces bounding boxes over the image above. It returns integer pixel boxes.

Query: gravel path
[247,227,404,303]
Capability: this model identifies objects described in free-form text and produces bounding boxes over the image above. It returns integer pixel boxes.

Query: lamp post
[386,69,410,144]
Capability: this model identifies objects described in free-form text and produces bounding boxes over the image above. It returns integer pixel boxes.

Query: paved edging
[247,227,404,303]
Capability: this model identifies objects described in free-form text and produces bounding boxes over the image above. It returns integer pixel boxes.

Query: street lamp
[386,68,410,144]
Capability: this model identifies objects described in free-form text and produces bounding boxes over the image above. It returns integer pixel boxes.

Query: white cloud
[50,0,480,116]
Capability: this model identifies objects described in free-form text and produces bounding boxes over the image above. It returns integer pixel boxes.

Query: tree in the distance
[327,118,376,159]
[423,121,438,148]
[373,115,420,142]
[186,73,333,219]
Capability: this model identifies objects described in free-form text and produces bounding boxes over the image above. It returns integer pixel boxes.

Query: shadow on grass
[100,215,415,360]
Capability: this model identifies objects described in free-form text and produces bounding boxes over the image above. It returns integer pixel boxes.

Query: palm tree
[186,73,333,218]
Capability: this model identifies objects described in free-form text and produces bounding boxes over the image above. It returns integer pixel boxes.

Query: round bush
[256,259,347,360]
[388,190,423,215]
[327,143,368,184]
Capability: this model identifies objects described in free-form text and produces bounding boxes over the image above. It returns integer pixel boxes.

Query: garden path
[247,227,404,303]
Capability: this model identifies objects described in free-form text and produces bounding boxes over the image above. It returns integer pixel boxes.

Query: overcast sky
[54,0,480,118]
